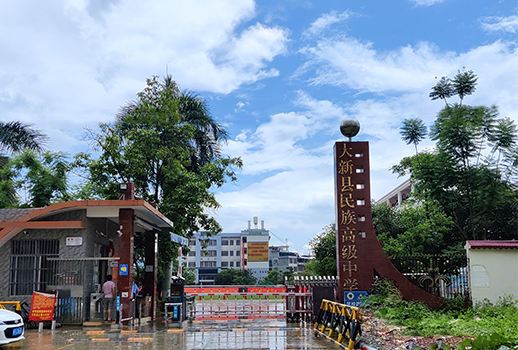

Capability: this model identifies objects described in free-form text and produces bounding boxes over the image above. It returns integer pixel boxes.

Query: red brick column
[117,208,134,321]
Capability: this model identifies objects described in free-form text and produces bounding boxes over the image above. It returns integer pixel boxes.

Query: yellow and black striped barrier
[313,299,362,350]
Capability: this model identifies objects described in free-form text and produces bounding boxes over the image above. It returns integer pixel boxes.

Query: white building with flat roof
[185,217,270,284]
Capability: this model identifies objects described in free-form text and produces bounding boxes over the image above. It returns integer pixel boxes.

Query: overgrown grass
[361,279,518,349]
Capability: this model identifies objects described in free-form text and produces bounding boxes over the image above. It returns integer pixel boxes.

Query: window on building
[236,250,240,256]
[200,261,217,267]
[229,262,234,267]
[208,240,217,246]
[10,240,59,296]
[229,240,234,246]
[236,239,240,244]
[205,250,217,257]
[188,251,196,257]
[221,240,228,245]
[221,262,228,267]
[236,261,241,267]
[188,262,195,267]
[221,251,228,256]
[229,251,234,256]
[190,240,196,246]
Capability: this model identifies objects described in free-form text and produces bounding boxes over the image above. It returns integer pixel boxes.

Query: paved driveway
[14,319,333,350]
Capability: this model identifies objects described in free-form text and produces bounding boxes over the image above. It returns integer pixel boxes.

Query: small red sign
[29,291,57,322]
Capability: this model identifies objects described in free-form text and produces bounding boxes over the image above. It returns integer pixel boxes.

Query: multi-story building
[185,217,270,285]
[269,245,312,273]
[375,178,412,207]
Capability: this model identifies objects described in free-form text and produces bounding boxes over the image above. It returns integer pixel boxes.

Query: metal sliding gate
[186,287,312,321]
[46,258,86,325]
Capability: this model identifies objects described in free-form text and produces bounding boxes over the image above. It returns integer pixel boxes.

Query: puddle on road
[16,319,334,350]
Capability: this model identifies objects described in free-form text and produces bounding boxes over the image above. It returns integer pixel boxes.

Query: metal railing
[186,286,312,320]
[391,254,469,298]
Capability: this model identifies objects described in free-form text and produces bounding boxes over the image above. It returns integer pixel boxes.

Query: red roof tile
[466,240,518,250]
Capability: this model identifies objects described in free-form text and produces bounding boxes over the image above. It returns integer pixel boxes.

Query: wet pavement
[9,319,335,350]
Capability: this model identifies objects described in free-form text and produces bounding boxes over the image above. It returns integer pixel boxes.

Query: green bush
[361,278,403,309]
[361,283,518,348]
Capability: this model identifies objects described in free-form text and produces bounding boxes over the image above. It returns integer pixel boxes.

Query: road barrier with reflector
[313,299,362,350]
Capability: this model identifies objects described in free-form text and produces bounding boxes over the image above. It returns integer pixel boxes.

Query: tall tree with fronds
[429,77,454,106]
[452,69,478,105]
[393,70,518,242]
[76,75,242,294]
[400,118,427,155]
[0,121,46,208]
[0,121,46,154]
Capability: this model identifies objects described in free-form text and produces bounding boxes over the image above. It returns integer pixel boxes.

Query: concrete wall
[0,209,119,307]
[467,249,518,304]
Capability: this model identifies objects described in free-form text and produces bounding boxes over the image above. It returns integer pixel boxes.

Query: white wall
[467,248,518,304]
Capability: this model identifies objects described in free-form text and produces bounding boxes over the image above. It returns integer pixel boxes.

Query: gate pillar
[142,230,158,320]
[334,136,443,309]
[117,208,135,321]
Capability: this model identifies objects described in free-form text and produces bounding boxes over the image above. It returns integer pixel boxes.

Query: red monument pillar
[334,141,373,301]
[334,121,443,308]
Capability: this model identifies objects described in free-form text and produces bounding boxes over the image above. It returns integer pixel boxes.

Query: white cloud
[409,0,445,6]
[481,15,518,33]
[302,11,351,39]
[0,0,289,154]
[300,39,454,93]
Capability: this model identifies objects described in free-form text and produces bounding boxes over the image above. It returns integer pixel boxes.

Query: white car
[0,309,24,345]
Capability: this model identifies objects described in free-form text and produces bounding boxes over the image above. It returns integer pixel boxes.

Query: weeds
[361,278,518,349]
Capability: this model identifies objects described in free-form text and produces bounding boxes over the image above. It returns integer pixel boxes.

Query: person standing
[102,275,116,321]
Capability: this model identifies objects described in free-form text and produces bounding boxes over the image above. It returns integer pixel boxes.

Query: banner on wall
[247,242,269,262]
[28,291,57,322]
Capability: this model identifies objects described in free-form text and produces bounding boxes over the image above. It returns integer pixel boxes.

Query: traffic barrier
[186,291,312,320]
[313,299,362,350]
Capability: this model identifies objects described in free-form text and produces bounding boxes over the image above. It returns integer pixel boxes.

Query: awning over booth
[0,200,187,247]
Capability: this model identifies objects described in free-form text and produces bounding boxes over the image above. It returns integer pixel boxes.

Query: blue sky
[1,0,518,253]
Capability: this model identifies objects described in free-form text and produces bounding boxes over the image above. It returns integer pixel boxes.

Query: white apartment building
[185,217,270,285]
[269,245,312,273]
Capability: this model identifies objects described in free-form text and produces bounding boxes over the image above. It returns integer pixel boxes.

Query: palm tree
[429,77,454,106]
[452,69,478,105]
[178,91,228,173]
[0,121,46,154]
[400,118,427,155]
[0,121,46,208]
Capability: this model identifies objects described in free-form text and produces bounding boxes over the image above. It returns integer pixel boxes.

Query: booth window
[10,240,59,296]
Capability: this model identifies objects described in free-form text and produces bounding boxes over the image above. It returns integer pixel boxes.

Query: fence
[54,297,83,325]
[185,286,312,320]
[391,254,469,298]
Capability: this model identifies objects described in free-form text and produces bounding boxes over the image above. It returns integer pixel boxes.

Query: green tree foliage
[372,202,455,257]
[400,118,427,155]
[262,270,283,285]
[392,70,518,242]
[7,150,71,208]
[74,75,242,292]
[0,121,47,208]
[0,156,18,208]
[0,121,46,154]
[306,224,337,277]
[429,68,478,106]
[182,267,197,285]
[214,269,257,285]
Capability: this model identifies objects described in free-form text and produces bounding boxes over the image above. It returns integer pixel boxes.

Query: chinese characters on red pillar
[337,144,359,292]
